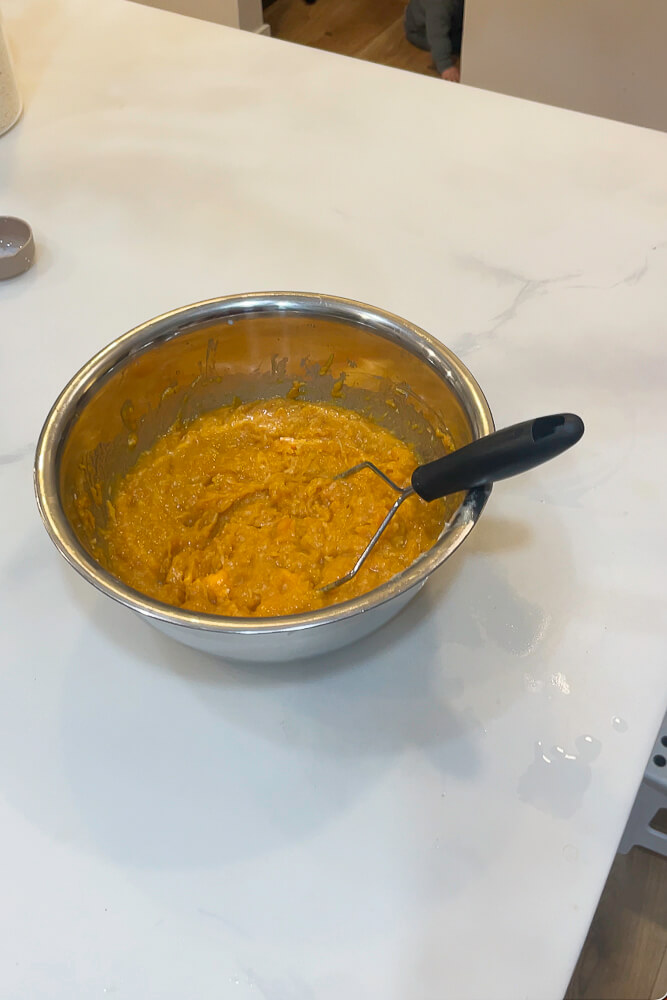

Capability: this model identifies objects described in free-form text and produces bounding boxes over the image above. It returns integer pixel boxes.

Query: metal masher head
[320,462,415,593]
[320,413,585,593]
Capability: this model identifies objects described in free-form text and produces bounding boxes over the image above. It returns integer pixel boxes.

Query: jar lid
[0,216,34,280]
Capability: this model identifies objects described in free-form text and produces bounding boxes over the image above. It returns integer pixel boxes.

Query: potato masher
[321,413,584,592]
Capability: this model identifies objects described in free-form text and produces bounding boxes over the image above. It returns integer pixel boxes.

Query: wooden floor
[264,5,667,997]
[566,847,667,1000]
[265,0,437,77]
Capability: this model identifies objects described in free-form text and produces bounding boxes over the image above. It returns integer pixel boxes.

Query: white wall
[461,0,667,132]
[129,0,268,33]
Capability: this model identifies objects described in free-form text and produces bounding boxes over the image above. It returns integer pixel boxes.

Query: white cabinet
[129,0,269,34]
[462,0,667,131]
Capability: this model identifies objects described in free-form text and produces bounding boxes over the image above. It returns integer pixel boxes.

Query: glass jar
[0,11,21,137]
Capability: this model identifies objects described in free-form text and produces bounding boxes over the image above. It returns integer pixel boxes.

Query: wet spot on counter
[518,735,601,818]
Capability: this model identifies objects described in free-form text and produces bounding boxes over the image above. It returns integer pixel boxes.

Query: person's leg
[404,6,430,51]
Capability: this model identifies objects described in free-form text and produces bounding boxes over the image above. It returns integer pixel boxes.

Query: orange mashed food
[105,399,445,617]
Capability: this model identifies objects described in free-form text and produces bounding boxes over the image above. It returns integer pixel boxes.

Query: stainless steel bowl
[34,293,494,662]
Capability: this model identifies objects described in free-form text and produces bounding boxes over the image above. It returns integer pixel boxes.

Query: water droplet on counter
[577,735,601,759]
[473,584,550,656]
[518,735,601,818]
[523,672,544,694]
[562,844,578,862]
[612,716,628,733]
[550,672,571,695]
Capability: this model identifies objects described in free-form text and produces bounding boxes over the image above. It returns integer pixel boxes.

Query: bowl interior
[40,295,493,627]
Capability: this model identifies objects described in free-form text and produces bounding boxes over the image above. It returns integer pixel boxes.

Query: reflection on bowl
[34,293,494,662]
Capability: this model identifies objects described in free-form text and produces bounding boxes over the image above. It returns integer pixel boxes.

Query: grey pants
[404,3,463,59]
[404,7,429,51]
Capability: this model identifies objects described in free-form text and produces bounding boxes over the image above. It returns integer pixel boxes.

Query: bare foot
[441,66,460,82]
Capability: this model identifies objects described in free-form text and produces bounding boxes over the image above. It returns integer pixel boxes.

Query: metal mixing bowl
[34,293,494,662]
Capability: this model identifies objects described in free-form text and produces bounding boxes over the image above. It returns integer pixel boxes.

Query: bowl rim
[34,291,494,635]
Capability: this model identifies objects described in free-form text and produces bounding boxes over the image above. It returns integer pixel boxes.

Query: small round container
[0,216,34,280]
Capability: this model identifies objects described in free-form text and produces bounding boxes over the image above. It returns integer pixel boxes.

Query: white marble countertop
[1,2,666,997]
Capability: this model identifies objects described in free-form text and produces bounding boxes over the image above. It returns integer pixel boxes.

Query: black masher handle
[411,413,584,503]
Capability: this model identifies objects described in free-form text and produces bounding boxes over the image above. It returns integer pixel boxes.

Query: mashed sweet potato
[105,398,445,617]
